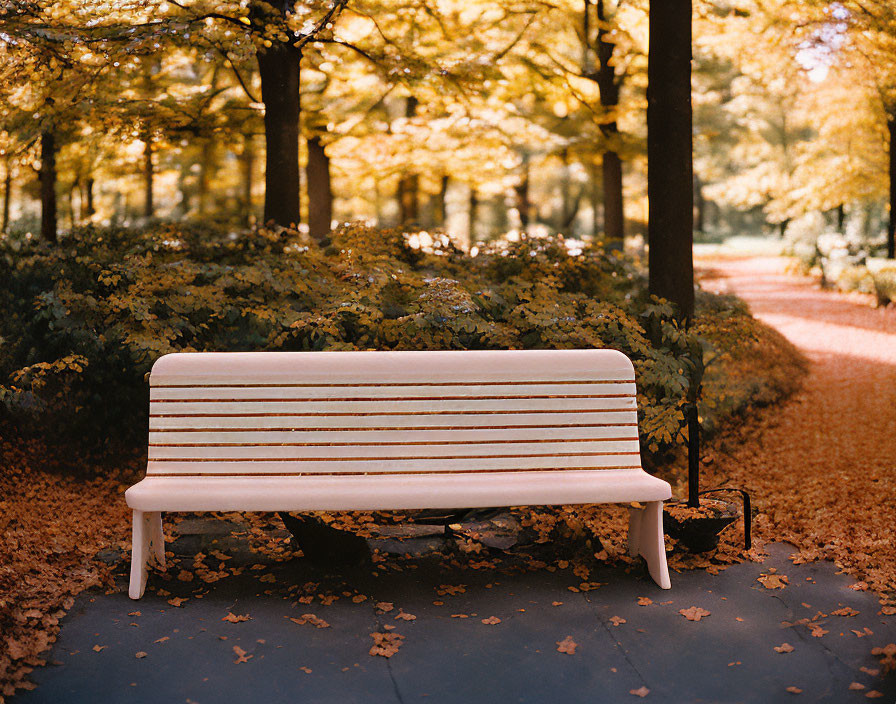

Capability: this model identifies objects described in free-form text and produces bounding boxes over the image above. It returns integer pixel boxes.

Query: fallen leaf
[154,636,169,644]
[629,686,649,697]
[865,691,884,699]
[351,595,367,604]
[637,597,652,606]
[609,616,626,626]
[300,666,312,674]
[258,573,276,583]
[556,636,577,655]
[289,614,329,629]
[859,667,879,676]
[222,612,251,623]
[785,687,802,694]
[395,611,416,621]
[167,597,187,607]
[369,632,404,658]
[127,611,141,617]
[831,606,859,617]
[735,617,745,622]
[232,646,252,664]
[774,643,795,653]
[758,571,789,589]
[551,601,563,607]
[679,607,711,622]
[135,651,147,659]
[871,643,896,673]
[92,645,106,652]
[848,683,865,691]
[375,602,394,613]
[808,624,828,638]
[851,628,873,638]
[481,616,501,625]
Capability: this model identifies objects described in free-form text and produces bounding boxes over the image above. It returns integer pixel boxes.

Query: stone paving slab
[11,538,896,704]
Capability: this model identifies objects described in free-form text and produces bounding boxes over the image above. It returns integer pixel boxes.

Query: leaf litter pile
[2,256,895,700]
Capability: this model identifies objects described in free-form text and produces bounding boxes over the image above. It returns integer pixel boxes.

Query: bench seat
[126,349,673,598]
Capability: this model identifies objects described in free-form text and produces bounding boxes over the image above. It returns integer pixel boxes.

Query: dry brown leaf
[679,607,711,622]
[556,636,577,655]
[871,643,896,673]
[375,602,394,613]
[552,601,563,607]
[865,692,884,699]
[300,666,312,674]
[166,597,187,607]
[222,612,251,623]
[774,643,794,653]
[92,645,106,652]
[637,597,653,606]
[831,606,859,617]
[436,584,466,596]
[232,646,252,664]
[395,611,416,621]
[289,614,329,629]
[369,632,404,658]
[848,683,866,691]
[609,616,626,626]
[351,595,367,603]
[757,570,789,589]
[135,651,147,659]
[808,624,828,638]
[629,686,649,697]
[851,628,873,638]
[154,637,169,644]
[859,667,880,676]
[785,686,802,694]
[481,616,501,625]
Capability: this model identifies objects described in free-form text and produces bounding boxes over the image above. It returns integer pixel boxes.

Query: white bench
[125,349,672,598]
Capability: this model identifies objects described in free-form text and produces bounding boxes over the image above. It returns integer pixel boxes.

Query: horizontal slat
[148,439,641,460]
[148,411,639,431]
[149,397,636,417]
[148,425,640,446]
[146,454,641,475]
[150,382,636,400]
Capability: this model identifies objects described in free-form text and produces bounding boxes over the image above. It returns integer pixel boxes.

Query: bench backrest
[147,350,642,478]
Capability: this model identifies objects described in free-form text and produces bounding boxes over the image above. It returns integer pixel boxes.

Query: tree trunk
[397,96,419,226]
[143,132,154,218]
[257,43,302,227]
[694,171,705,234]
[85,177,95,218]
[468,186,478,243]
[888,115,896,258]
[2,154,11,233]
[241,135,255,225]
[592,0,625,250]
[647,0,694,320]
[40,130,57,243]
[514,161,531,231]
[198,139,214,216]
[435,174,449,227]
[306,135,332,242]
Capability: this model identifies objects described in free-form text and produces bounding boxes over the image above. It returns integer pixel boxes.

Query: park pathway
[699,256,896,596]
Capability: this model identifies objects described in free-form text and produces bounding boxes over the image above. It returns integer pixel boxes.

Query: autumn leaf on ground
[135,651,147,659]
[232,646,252,664]
[851,628,873,638]
[758,569,789,589]
[436,584,466,596]
[154,637,169,644]
[865,691,884,699]
[609,616,626,626]
[375,602,394,613]
[556,636,577,655]
[848,683,865,691]
[369,632,404,658]
[395,611,416,621]
[299,666,312,674]
[629,686,649,697]
[871,643,896,673]
[167,597,188,607]
[785,686,802,694]
[481,616,501,625]
[679,607,711,622]
[774,643,794,653]
[222,612,251,623]
[831,606,859,617]
[289,614,329,629]
[92,645,106,652]
[808,624,828,638]
[637,597,653,606]
[351,594,367,603]
[859,667,879,676]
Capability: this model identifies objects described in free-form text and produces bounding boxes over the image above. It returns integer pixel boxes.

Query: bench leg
[148,512,165,568]
[129,510,152,600]
[636,501,671,590]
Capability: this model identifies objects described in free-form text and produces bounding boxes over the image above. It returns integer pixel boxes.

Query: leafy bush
[0,223,802,462]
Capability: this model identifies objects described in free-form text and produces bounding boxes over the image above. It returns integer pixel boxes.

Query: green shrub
[0,223,801,461]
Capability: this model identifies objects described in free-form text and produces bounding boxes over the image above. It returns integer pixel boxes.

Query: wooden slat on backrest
[146,350,641,477]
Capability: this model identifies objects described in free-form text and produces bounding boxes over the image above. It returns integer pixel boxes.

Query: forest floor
[2,253,895,703]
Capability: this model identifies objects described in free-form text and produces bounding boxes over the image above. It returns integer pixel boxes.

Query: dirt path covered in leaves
[700,256,896,599]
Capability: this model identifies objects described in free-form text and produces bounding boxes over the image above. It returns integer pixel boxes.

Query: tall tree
[306,134,333,240]
[648,0,694,319]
